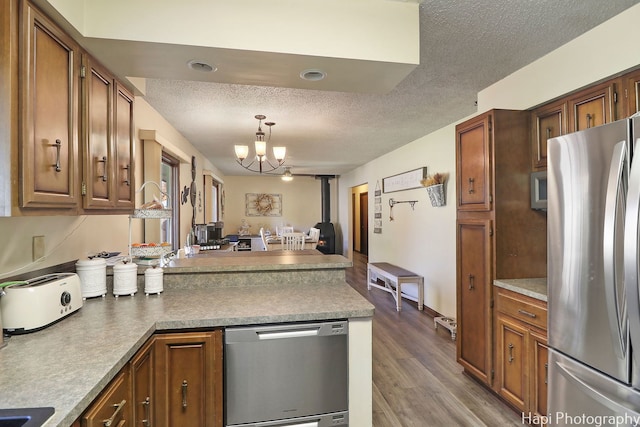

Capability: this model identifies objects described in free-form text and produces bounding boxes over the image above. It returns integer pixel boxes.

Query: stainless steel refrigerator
[548,115,640,426]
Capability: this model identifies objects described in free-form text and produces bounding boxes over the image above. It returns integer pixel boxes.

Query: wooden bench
[367,262,424,312]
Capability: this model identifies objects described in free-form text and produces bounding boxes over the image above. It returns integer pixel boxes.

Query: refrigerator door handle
[603,140,627,359]
[626,132,640,371]
[554,357,640,417]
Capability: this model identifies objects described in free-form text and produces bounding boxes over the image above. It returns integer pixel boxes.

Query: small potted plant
[421,173,447,207]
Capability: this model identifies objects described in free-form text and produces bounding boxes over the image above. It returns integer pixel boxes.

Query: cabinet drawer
[496,290,547,330]
[82,370,131,427]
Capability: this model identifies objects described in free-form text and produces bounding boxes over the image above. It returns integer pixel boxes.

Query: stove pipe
[314,175,336,254]
[320,176,331,223]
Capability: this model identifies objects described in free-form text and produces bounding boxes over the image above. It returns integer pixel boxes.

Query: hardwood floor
[345,251,522,427]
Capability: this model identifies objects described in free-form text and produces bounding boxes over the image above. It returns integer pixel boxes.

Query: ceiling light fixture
[300,69,326,81]
[187,59,216,72]
[281,167,294,182]
[234,115,286,174]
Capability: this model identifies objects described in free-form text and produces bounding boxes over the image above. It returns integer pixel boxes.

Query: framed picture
[246,193,282,216]
[383,167,427,193]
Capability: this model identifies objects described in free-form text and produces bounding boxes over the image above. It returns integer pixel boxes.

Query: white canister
[75,258,107,299]
[144,267,163,295]
[113,262,138,297]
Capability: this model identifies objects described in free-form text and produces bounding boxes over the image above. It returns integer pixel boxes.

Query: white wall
[222,175,324,237]
[337,4,640,318]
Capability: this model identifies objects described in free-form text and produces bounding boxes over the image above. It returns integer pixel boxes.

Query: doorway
[351,184,369,255]
[359,192,368,255]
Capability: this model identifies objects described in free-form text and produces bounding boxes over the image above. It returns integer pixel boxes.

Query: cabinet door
[20,1,79,209]
[83,55,114,209]
[624,69,640,117]
[568,82,615,132]
[531,330,549,421]
[496,315,527,411]
[154,331,223,427]
[456,113,491,211]
[531,101,566,171]
[114,82,135,208]
[456,218,493,385]
[82,369,132,427]
[131,339,154,427]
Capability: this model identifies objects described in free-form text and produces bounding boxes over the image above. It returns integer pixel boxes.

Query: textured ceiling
[137,0,639,177]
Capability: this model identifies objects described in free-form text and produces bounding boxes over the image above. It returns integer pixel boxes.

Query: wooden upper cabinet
[531,100,566,171]
[20,0,79,209]
[456,112,491,211]
[623,68,640,117]
[81,55,135,211]
[82,55,114,209]
[114,82,135,208]
[568,81,616,132]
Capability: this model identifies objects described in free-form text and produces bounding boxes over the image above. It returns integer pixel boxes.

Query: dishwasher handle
[225,320,348,343]
[258,328,319,340]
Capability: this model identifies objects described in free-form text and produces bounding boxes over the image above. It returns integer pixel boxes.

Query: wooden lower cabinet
[82,369,131,427]
[495,287,548,424]
[77,330,223,427]
[154,331,223,427]
[130,339,154,427]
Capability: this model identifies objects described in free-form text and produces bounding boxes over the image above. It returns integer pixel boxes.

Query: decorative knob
[60,291,71,306]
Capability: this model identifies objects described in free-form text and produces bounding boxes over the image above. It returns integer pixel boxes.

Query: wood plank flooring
[345,252,522,427]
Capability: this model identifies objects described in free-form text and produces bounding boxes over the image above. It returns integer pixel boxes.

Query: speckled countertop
[494,278,548,301]
[0,281,373,426]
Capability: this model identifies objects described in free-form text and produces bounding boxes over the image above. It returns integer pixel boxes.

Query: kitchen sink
[0,408,54,427]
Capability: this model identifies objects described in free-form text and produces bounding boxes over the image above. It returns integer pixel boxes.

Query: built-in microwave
[531,171,547,211]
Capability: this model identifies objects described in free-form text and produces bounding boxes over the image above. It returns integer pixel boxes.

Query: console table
[367,262,424,312]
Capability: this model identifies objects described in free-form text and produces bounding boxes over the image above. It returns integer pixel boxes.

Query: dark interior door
[360,192,368,255]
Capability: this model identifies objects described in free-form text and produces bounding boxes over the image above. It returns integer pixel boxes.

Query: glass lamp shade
[281,167,293,181]
[234,145,249,161]
[254,140,267,157]
[273,146,286,162]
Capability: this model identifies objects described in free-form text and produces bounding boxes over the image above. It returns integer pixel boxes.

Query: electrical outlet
[33,235,45,261]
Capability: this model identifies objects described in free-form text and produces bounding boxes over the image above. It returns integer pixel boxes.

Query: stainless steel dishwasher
[225,320,349,427]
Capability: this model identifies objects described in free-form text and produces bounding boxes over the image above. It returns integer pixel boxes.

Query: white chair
[277,226,294,236]
[281,232,305,250]
[259,227,269,251]
[308,227,320,250]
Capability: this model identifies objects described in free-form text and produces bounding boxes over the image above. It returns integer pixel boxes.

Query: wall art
[383,167,427,193]
[245,193,282,216]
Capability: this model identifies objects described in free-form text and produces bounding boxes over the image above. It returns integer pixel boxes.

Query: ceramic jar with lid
[113,261,138,297]
[144,266,163,295]
[75,258,107,299]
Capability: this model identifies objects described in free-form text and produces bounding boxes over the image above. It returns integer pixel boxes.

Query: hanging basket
[426,184,446,207]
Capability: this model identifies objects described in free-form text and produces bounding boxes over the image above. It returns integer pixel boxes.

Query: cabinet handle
[508,343,514,363]
[182,380,188,408]
[517,309,537,318]
[586,113,592,129]
[141,396,150,426]
[468,177,475,194]
[102,399,126,427]
[52,139,62,172]
[97,156,108,182]
[123,164,131,186]
[544,362,548,384]
[546,127,552,140]
[468,274,475,290]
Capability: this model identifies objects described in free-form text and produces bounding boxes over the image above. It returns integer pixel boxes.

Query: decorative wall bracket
[389,198,418,221]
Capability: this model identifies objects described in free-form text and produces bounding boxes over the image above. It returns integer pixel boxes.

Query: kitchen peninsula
[0,252,374,426]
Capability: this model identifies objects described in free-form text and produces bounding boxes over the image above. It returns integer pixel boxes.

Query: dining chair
[281,232,305,250]
[259,227,269,251]
[308,227,320,250]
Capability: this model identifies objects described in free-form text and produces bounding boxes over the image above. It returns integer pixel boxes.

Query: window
[161,152,180,249]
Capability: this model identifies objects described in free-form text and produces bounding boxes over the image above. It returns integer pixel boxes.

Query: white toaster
[1,273,83,333]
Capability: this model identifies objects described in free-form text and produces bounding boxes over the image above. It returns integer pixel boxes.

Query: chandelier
[234,115,286,174]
